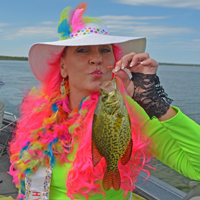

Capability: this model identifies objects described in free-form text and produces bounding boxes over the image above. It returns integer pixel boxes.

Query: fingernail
[114,69,118,73]
[141,62,144,65]
[130,62,133,67]
[122,63,125,69]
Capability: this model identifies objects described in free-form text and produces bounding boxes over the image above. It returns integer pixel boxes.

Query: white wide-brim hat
[29,22,146,83]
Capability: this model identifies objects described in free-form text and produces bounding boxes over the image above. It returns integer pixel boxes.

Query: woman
[9,3,200,200]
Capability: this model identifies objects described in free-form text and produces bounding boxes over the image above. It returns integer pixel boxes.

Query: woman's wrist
[131,72,173,119]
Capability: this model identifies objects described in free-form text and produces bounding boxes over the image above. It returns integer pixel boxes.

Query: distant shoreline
[0,55,200,66]
[159,62,200,66]
[0,55,28,61]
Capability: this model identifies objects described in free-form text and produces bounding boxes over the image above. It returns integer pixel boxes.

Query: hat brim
[29,34,146,83]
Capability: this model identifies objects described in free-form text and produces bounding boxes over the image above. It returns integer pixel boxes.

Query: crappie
[92,77,133,191]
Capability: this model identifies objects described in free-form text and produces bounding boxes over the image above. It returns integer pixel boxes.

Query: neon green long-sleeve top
[49,97,200,199]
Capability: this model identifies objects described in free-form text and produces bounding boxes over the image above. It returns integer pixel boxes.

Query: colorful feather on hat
[58,19,70,39]
[76,2,87,14]
[68,9,75,25]
[71,2,87,33]
[71,8,85,33]
[84,17,102,24]
[58,6,71,40]
[68,2,86,25]
[57,2,102,40]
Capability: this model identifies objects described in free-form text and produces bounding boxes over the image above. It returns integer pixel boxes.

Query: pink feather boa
[9,76,152,200]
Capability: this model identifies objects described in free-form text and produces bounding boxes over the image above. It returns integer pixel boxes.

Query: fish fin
[92,140,103,167]
[113,77,117,89]
[103,169,121,191]
[121,138,133,165]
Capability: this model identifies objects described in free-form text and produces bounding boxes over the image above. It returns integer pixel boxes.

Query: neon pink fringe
[9,45,152,199]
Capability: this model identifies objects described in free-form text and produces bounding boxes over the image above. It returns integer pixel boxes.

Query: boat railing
[0,111,17,157]
[134,171,200,200]
[134,170,186,200]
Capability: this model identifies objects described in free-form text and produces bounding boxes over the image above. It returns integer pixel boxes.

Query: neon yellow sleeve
[126,95,200,181]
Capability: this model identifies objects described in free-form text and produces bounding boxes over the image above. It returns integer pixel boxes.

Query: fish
[92,77,133,191]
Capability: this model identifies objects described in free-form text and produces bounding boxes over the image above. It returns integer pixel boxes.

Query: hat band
[67,27,110,39]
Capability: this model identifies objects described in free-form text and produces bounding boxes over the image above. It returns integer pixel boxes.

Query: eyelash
[77,48,111,53]
[77,49,87,53]
[102,49,111,53]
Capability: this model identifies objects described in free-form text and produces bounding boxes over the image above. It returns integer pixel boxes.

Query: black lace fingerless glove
[131,72,173,119]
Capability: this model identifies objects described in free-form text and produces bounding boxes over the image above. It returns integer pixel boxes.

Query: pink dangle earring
[60,78,66,95]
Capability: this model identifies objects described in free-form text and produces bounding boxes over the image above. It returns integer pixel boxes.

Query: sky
[0,0,200,64]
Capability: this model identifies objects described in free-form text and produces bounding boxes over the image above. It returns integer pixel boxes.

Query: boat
[0,112,18,198]
[0,111,199,200]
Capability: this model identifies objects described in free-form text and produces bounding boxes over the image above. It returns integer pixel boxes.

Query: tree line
[0,55,28,61]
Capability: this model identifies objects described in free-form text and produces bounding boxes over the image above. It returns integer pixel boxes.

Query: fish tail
[103,168,121,191]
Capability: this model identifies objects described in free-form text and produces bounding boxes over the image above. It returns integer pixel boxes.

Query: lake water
[0,60,200,193]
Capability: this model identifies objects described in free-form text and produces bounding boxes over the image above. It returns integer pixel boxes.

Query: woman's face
[59,45,115,97]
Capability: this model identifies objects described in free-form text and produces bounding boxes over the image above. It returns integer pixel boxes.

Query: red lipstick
[90,70,103,78]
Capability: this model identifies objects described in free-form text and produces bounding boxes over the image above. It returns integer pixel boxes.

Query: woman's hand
[113,52,176,121]
[113,52,159,96]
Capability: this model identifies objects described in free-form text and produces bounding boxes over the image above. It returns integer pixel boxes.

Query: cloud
[114,0,200,9]
[149,40,200,51]
[193,39,200,42]
[97,15,195,38]
[0,23,10,27]
[4,26,58,40]
[112,25,194,38]
[167,41,200,50]
[98,19,149,26]
[40,21,58,25]
[98,15,171,21]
